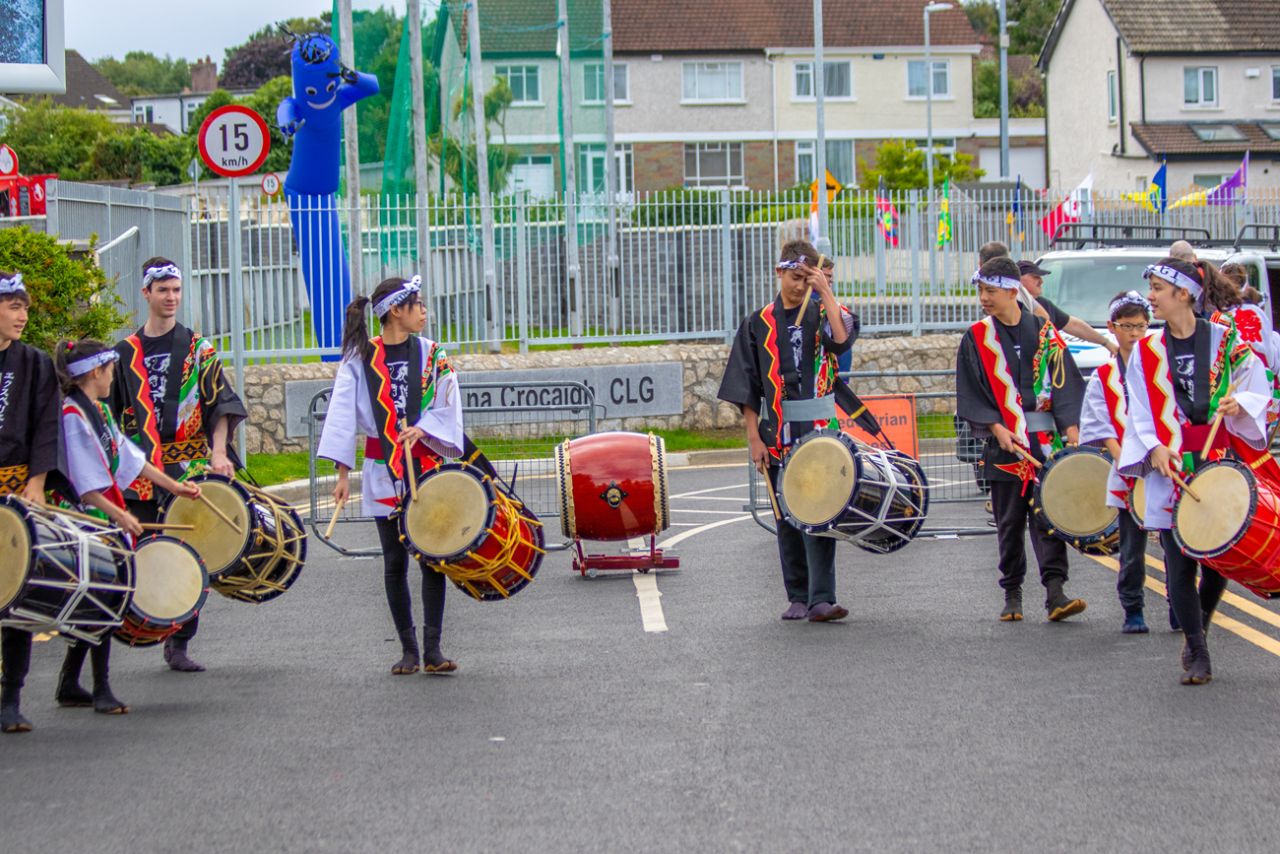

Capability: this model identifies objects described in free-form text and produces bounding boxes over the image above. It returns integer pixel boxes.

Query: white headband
[776,259,806,271]
[1109,290,1152,321]
[971,270,1021,290]
[0,273,25,295]
[1144,264,1202,300]
[143,264,182,287]
[372,276,422,319]
[66,349,119,378]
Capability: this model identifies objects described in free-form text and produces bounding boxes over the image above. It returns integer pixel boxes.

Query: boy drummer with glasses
[1079,292,1155,634]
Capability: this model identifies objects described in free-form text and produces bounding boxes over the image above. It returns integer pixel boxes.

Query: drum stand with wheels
[572,534,679,578]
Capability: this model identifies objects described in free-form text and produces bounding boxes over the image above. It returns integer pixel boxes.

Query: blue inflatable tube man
[277,33,379,352]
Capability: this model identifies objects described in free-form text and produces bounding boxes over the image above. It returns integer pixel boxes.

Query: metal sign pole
[227,178,248,454]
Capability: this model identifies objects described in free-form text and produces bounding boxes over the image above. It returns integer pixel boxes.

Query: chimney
[191,56,217,93]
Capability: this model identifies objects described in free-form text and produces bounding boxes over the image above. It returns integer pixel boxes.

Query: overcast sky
[66,0,416,63]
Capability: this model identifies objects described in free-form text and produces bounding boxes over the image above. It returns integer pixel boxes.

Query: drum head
[781,435,856,526]
[0,504,30,610]
[407,469,491,557]
[1130,478,1146,525]
[1039,451,1118,537]
[161,479,250,574]
[1175,464,1251,554]
[134,539,205,621]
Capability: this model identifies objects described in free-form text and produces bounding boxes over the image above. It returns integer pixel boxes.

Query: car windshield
[1035,256,1161,327]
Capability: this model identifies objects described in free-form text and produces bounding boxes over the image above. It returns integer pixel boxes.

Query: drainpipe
[766,52,779,192]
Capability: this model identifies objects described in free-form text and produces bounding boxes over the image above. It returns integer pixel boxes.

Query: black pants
[989,478,1069,598]
[128,499,198,643]
[1116,510,1147,613]
[1159,530,1228,636]
[0,627,32,695]
[767,466,838,607]
[374,517,445,636]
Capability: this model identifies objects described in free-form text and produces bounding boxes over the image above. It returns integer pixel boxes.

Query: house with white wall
[478,0,1046,195]
[1039,0,1280,194]
[130,57,253,134]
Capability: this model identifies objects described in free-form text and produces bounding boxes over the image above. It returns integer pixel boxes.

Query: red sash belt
[1181,424,1228,455]
[364,437,440,468]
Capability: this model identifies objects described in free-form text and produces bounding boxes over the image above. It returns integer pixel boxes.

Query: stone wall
[233,333,960,455]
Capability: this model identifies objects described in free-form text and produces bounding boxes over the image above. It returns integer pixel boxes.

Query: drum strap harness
[61,390,128,514]
[363,336,447,485]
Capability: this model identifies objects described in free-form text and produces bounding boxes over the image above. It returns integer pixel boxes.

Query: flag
[809,169,842,243]
[936,177,952,248]
[1124,160,1167,213]
[1038,173,1094,237]
[1172,153,1249,208]
[1006,174,1024,242]
[875,177,899,248]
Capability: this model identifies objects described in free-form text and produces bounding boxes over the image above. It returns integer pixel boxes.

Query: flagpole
[813,0,830,254]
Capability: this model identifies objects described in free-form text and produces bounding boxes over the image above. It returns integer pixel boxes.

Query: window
[495,65,541,104]
[1192,173,1225,189]
[795,140,855,187]
[583,63,629,104]
[1192,124,1245,142]
[577,143,634,194]
[1183,66,1218,107]
[133,104,153,123]
[684,143,744,187]
[907,60,950,98]
[184,99,201,130]
[682,62,744,102]
[911,137,957,156]
[793,61,853,99]
[1273,67,1280,101]
[1262,123,1280,141]
[1107,70,1118,123]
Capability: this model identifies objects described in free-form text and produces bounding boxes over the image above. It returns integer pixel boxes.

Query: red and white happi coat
[1079,359,1132,510]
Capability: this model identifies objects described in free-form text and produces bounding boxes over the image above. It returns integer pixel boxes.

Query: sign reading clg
[197,105,271,178]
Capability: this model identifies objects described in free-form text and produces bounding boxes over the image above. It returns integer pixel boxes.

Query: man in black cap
[1018,259,1117,355]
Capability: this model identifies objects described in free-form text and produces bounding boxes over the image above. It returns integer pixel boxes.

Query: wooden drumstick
[761,462,783,523]
[1202,379,1242,455]
[1012,444,1044,470]
[139,523,195,532]
[400,420,418,502]
[192,492,243,535]
[324,497,346,539]
[1171,470,1202,503]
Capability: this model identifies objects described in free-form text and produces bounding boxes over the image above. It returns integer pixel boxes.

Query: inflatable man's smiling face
[291,34,347,124]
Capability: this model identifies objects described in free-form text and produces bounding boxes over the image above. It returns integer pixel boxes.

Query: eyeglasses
[1112,322,1149,332]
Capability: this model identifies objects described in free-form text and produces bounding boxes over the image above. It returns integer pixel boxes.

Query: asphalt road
[4,460,1280,852]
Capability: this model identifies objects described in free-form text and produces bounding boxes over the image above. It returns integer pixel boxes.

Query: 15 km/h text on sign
[198,105,271,178]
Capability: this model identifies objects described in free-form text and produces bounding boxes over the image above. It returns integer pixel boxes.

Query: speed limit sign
[197,105,270,178]
[261,173,282,196]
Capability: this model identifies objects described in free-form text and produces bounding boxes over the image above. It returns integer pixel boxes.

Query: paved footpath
[3,460,1280,852]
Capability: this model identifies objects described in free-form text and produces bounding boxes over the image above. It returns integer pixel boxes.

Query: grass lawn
[244,427,746,487]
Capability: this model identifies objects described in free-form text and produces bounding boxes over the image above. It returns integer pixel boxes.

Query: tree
[221,15,330,90]
[0,227,128,353]
[0,99,119,180]
[973,60,1045,118]
[962,1,1061,55]
[430,77,518,194]
[859,140,985,190]
[184,82,292,179]
[94,51,191,97]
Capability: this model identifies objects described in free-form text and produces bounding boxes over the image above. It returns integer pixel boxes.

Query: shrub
[0,227,128,352]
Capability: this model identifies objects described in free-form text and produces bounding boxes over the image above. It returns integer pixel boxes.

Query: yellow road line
[1087,552,1280,658]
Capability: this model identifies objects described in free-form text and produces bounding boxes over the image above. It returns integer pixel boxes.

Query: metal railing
[307,380,596,556]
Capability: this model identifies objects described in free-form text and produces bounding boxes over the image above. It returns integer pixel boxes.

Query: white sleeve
[316,358,361,470]
[1224,348,1271,450]
[1078,372,1115,447]
[113,419,147,491]
[61,411,114,499]
[414,341,464,459]
[1117,348,1159,478]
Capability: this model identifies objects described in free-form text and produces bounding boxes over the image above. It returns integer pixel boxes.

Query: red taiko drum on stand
[1173,459,1280,598]
[555,432,677,575]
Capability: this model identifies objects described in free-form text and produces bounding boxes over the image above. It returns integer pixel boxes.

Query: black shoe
[1000,591,1023,622]
[56,643,92,706]
[56,682,93,707]
[0,701,31,737]
[93,684,130,715]
[1046,582,1087,622]
[164,639,205,673]
[1181,632,1212,686]
[422,627,457,674]
[392,628,420,675]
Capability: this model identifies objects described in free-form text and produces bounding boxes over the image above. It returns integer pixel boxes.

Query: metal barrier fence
[744,371,994,539]
[306,381,597,556]
[31,181,1280,358]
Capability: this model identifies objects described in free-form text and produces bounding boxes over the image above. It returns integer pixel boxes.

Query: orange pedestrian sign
[837,394,919,460]
[810,170,843,206]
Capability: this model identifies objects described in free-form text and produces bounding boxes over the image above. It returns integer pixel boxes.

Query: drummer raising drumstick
[1118,258,1271,685]
[717,240,855,623]
[317,276,464,675]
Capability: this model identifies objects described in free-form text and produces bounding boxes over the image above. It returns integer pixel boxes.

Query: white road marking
[626,536,669,633]
[669,483,751,499]
[659,514,755,549]
[671,508,755,515]
[675,495,751,502]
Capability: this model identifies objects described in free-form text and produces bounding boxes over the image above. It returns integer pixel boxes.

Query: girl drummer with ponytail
[51,339,201,718]
[1117,258,1272,685]
[317,277,465,675]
